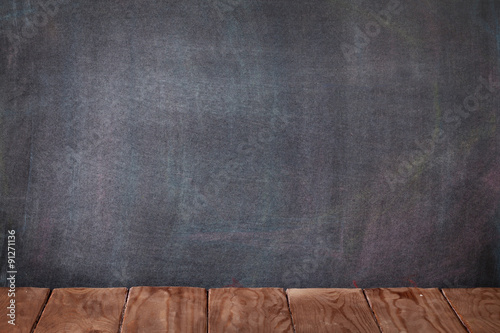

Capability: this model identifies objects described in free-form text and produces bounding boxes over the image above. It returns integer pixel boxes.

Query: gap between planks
[285,288,297,333]
[31,289,52,333]
[117,288,131,333]
[361,288,383,333]
[439,288,472,333]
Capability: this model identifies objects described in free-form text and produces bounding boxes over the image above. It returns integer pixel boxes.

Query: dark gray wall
[1,0,499,288]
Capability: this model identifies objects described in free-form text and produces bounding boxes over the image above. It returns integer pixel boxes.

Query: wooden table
[1,287,499,332]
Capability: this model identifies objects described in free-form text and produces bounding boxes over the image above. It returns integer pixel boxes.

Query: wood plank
[208,287,293,332]
[442,288,500,333]
[364,288,467,333]
[286,288,380,333]
[34,287,127,333]
[121,286,207,332]
[0,287,50,333]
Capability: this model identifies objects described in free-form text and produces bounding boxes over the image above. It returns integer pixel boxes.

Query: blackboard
[1,0,499,289]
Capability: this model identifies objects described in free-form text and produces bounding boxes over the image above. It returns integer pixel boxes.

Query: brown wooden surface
[122,286,207,332]
[443,288,500,333]
[34,287,127,333]
[365,288,467,333]
[208,287,293,333]
[2,286,497,332]
[0,287,50,333]
[287,288,380,333]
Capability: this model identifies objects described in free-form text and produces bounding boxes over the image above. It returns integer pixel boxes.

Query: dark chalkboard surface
[1,0,499,289]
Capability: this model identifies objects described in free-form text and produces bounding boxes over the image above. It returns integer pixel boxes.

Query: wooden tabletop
[0,287,49,333]
[209,288,293,332]
[34,287,128,333]
[122,286,207,332]
[287,288,380,332]
[1,287,499,332]
[442,288,500,333]
[364,288,467,333]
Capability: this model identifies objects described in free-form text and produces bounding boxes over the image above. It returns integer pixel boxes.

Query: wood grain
[208,288,293,332]
[364,288,467,333]
[34,287,127,333]
[122,286,207,332]
[287,288,380,333]
[0,287,50,333]
[442,288,500,332]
